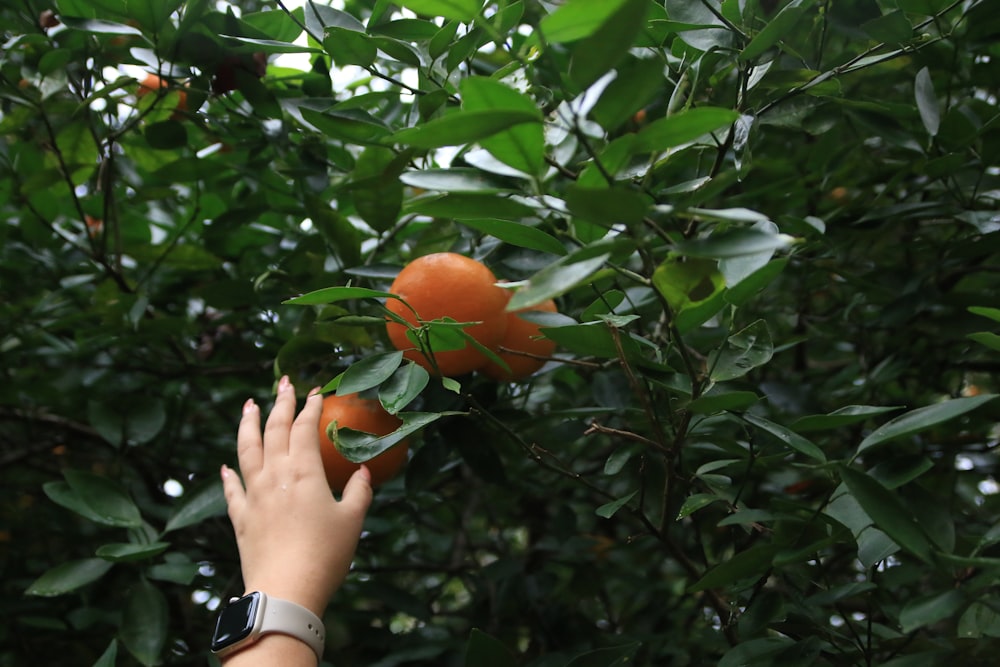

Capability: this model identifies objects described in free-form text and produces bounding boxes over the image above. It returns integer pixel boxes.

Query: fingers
[220,464,246,523]
[339,464,373,518]
[262,375,295,459]
[289,387,324,461]
[236,398,263,477]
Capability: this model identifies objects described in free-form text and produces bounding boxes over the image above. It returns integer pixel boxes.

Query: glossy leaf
[743,413,826,462]
[380,362,430,414]
[62,470,142,528]
[839,466,933,563]
[398,0,482,21]
[120,579,168,666]
[25,558,113,597]
[464,629,518,667]
[857,395,998,454]
[163,481,226,533]
[338,351,405,396]
[337,411,455,462]
[387,110,541,149]
[461,77,545,175]
[96,542,170,562]
[633,107,740,154]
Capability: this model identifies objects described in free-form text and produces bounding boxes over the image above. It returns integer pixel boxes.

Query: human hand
[221,376,373,618]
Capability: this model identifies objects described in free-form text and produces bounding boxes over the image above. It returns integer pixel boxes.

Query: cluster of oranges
[385,252,558,380]
[317,252,560,492]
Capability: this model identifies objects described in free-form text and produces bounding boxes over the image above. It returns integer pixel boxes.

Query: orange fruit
[84,215,102,237]
[318,393,409,493]
[136,73,187,115]
[385,252,509,376]
[481,298,557,380]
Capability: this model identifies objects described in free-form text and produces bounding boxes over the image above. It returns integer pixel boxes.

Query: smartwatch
[210,591,325,660]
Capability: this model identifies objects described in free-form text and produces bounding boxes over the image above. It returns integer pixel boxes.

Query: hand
[221,376,373,618]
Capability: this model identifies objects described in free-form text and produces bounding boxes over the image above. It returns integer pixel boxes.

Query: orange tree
[2,0,1000,665]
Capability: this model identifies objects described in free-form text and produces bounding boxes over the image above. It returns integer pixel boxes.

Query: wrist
[212,591,326,661]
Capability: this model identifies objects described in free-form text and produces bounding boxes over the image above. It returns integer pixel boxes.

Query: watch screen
[211,593,260,651]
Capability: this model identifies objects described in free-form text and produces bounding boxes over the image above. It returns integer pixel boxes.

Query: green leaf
[338,351,405,396]
[163,481,226,533]
[790,405,902,433]
[63,470,142,528]
[968,332,1000,352]
[25,558,113,596]
[398,0,482,21]
[120,579,168,666]
[743,413,826,462]
[708,320,773,382]
[857,395,998,454]
[96,542,170,562]
[687,390,760,415]
[688,545,776,592]
[299,107,391,145]
[337,411,454,463]
[719,638,795,667]
[464,629,518,667]
[324,26,377,66]
[351,146,405,232]
[400,168,513,193]
[44,481,107,524]
[387,110,541,149]
[380,362,430,414]
[899,589,966,633]
[456,219,566,256]
[55,122,99,185]
[284,286,396,306]
[568,0,650,89]
[92,639,119,667]
[144,120,187,150]
[862,9,913,44]
[596,490,637,518]
[507,253,610,311]
[539,0,632,43]
[460,77,545,175]
[564,186,650,225]
[740,0,817,61]
[676,229,794,259]
[125,0,183,30]
[540,322,646,360]
[60,16,144,35]
[652,257,726,330]
[959,601,1000,639]
[677,493,725,519]
[565,641,642,667]
[633,107,740,154]
[839,466,933,563]
[969,306,1000,323]
[914,66,940,137]
[404,193,536,220]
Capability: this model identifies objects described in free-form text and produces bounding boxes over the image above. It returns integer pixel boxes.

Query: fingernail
[278,375,291,392]
[358,464,372,483]
[308,386,322,398]
[220,464,230,479]
[242,398,256,415]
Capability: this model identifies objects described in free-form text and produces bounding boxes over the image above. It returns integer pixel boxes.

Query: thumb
[339,464,373,518]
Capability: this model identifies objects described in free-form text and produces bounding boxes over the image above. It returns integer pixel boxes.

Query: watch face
[211,592,260,652]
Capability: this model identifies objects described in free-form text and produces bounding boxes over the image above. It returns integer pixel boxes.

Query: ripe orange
[318,393,408,493]
[385,252,509,376]
[481,298,558,381]
[84,215,102,237]
[136,73,188,115]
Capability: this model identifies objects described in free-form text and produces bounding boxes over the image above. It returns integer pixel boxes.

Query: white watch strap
[260,594,325,660]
